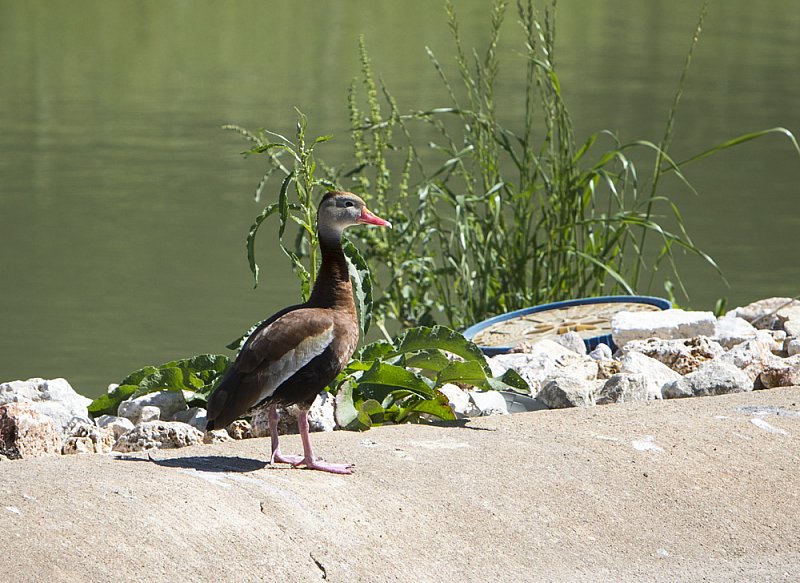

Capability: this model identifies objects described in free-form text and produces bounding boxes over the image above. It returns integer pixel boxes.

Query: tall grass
[223,111,337,300]
[229,0,800,335]
[342,0,799,331]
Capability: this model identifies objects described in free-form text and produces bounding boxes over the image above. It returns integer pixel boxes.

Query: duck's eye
[344,200,355,208]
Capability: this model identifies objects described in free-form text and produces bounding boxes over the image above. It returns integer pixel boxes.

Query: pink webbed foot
[293,457,354,475]
[293,410,354,474]
[270,450,304,466]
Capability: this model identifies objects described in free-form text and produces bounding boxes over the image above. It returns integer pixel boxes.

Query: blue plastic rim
[462,295,672,355]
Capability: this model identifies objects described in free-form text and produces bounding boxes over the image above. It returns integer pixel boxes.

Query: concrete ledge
[2,387,800,582]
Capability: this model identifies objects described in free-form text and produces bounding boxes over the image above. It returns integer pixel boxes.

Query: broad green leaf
[355,339,394,361]
[356,383,415,404]
[87,384,137,417]
[487,368,531,395]
[133,368,192,398]
[88,354,231,418]
[359,361,435,397]
[182,390,209,407]
[392,393,454,423]
[436,360,490,390]
[496,368,530,394]
[403,349,452,373]
[359,399,385,426]
[334,381,371,431]
[391,326,490,374]
[343,359,374,373]
[118,365,159,387]
[343,238,373,336]
[334,380,358,428]
[169,354,230,375]
[356,408,374,429]
[406,392,456,420]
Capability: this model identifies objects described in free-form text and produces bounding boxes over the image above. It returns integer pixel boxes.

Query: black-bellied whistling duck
[206,191,391,474]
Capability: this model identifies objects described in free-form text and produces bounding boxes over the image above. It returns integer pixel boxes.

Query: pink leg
[268,405,303,466]
[293,409,353,474]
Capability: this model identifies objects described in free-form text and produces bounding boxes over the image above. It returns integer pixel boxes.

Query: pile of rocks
[0,376,335,458]
[459,296,800,415]
[1,297,798,459]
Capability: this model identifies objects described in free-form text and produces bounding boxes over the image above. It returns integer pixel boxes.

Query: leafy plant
[223,110,376,336]
[223,110,334,298]
[340,0,800,330]
[332,325,528,430]
[88,354,230,417]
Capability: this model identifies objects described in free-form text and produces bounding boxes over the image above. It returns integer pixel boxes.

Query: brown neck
[306,231,355,312]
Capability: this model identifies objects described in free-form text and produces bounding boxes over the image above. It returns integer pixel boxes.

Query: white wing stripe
[256,324,335,402]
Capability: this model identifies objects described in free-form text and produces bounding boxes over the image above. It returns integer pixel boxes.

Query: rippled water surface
[1,1,798,396]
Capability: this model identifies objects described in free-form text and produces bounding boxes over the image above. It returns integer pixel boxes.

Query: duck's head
[317,191,392,240]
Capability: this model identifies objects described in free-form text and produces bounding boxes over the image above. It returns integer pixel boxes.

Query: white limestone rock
[730,297,800,330]
[716,338,779,384]
[537,376,596,409]
[226,419,254,440]
[117,390,187,425]
[588,343,613,361]
[556,357,599,383]
[252,406,301,436]
[755,329,787,353]
[112,421,204,452]
[597,373,661,405]
[0,378,91,438]
[438,383,478,418]
[138,405,161,424]
[619,352,681,397]
[662,361,752,399]
[62,423,114,455]
[596,358,622,380]
[95,415,135,440]
[300,392,336,432]
[469,390,509,416]
[171,407,208,432]
[203,429,233,444]
[787,338,800,357]
[758,355,800,389]
[250,408,274,437]
[621,336,724,375]
[488,339,599,396]
[611,309,716,348]
[554,332,587,355]
[780,306,800,337]
[0,402,62,459]
[713,315,758,349]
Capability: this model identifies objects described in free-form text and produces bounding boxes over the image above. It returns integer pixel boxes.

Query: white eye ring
[344,200,355,208]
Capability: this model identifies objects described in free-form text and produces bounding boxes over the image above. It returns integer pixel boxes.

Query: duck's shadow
[114,453,268,473]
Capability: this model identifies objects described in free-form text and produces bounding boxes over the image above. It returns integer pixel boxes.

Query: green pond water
[1,0,799,397]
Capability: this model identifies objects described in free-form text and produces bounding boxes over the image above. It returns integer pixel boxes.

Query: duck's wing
[206,309,335,429]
